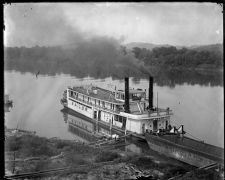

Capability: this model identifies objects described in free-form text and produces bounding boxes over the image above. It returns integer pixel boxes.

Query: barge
[145,127,224,167]
[61,76,224,167]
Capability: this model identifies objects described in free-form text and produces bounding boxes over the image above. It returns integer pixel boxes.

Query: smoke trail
[4,3,150,77]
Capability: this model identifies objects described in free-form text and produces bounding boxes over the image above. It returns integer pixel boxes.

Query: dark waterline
[5,64,223,87]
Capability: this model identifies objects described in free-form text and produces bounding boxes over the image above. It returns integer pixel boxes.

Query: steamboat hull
[145,133,224,167]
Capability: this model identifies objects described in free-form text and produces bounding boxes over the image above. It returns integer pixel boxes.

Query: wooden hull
[145,133,224,167]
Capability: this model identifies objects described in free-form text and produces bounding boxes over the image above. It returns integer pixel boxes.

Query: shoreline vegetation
[4,44,223,73]
[5,129,223,180]
[4,44,223,87]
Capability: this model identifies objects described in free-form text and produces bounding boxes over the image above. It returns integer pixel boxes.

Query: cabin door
[94,111,97,119]
[165,121,168,129]
[98,111,101,121]
[122,117,126,130]
[153,120,158,131]
[142,123,145,134]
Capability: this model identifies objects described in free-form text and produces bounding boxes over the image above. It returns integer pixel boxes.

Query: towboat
[61,77,172,135]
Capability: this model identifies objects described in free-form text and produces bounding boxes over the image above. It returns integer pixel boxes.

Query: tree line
[4,45,147,78]
[4,45,223,86]
[131,46,223,69]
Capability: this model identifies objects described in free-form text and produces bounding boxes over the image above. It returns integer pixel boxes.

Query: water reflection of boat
[61,108,151,155]
[68,122,96,143]
[61,108,122,143]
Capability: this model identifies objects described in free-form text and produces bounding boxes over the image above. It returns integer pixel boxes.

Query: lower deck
[66,98,170,134]
[61,107,129,136]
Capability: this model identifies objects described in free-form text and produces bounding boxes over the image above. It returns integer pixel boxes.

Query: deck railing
[68,95,172,116]
[69,95,121,114]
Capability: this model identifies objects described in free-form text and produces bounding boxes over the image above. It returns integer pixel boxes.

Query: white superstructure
[61,77,173,135]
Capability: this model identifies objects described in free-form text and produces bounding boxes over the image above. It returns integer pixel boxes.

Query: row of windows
[69,90,116,111]
[102,112,111,119]
[114,115,126,123]
[100,112,125,124]
[148,122,164,128]
[115,92,125,100]
[115,92,145,100]
[71,100,91,112]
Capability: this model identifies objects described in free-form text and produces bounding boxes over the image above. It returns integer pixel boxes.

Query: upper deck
[67,85,172,117]
[68,86,123,104]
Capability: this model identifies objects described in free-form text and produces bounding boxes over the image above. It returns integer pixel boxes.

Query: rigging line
[170,120,204,142]
[185,132,204,142]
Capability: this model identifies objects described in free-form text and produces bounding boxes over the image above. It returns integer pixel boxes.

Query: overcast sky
[4,2,223,47]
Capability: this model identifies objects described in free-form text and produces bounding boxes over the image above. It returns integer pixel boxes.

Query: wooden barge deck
[145,133,224,167]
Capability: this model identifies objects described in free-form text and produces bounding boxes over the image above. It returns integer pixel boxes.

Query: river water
[4,70,224,148]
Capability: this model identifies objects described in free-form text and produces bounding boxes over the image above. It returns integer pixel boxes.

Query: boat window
[115,116,123,123]
[121,94,125,100]
[115,115,118,121]
[115,105,120,111]
[131,93,142,101]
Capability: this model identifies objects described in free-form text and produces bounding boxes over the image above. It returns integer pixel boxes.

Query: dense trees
[4,45,147,78]
[131,46,223,69]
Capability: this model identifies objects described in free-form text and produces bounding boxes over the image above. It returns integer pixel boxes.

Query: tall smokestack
[149,76,153,109]
[124,77,130,113]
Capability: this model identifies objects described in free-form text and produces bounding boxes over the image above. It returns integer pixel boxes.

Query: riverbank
[4,131,223,179]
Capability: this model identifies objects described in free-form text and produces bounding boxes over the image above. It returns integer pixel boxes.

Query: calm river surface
[4,70,224,148]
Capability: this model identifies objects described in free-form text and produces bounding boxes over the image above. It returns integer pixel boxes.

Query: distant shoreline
[147,65,223,72]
